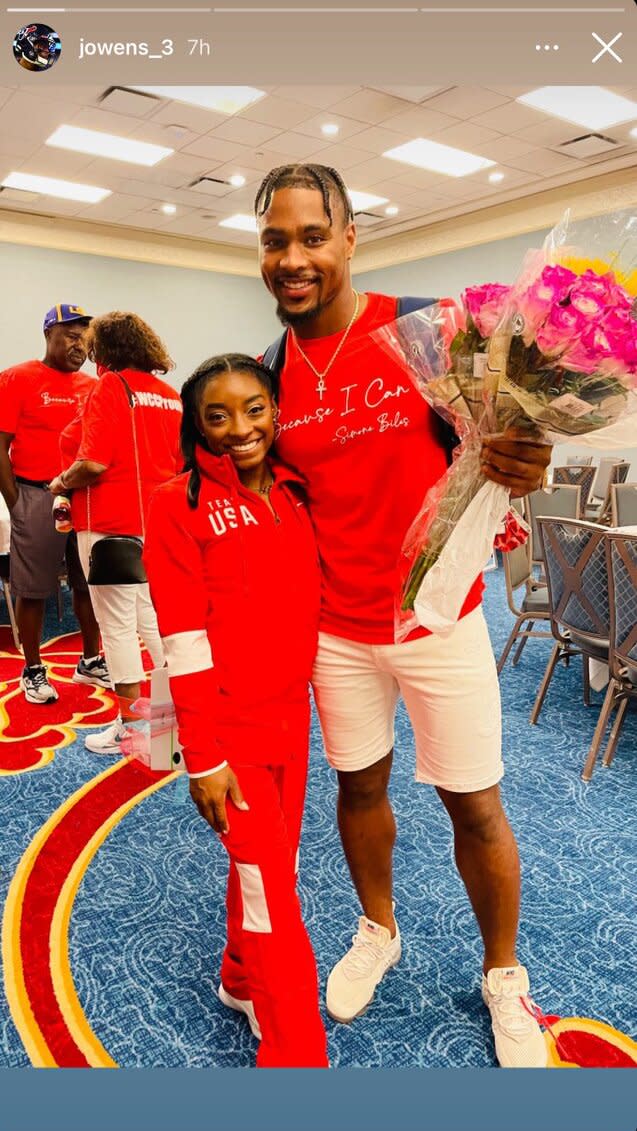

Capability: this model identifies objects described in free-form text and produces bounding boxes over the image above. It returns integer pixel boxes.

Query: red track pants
[219,750,328,1068]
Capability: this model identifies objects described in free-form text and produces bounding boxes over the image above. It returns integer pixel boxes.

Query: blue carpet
[1,573,635,1067]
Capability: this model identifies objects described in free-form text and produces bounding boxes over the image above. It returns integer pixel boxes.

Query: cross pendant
[316,376,326,400]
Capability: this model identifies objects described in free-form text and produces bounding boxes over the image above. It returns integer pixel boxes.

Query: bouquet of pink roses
[374,208,637,642]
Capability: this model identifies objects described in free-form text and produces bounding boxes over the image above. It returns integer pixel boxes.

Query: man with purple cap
[0,304,110,703]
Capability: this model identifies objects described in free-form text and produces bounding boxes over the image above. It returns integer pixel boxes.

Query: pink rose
[515,264,577,344]
[462,283,512,339]
[535,303,587,357]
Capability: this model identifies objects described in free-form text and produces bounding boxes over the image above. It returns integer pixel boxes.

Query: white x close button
[591,31,623,63]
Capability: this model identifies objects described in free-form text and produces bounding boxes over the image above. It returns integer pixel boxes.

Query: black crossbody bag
[87,375,147,586]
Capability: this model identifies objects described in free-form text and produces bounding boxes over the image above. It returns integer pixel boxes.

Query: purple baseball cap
[43,303,92,332]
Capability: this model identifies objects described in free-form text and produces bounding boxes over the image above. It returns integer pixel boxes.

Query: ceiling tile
[148,101,228,134]
[98,87,161,118]
[507,147,584,175]
[239,95,315,130]
[75,192,157,220]
[377,105,458,137]
[514,119,589,148]
[0,92,80,142]
[182,135,247,163]
[272,86,362,109]
[428,122,502,150]
[467,134,538,162]
[423,86,511,119]
[343,156,397,186]
[17,147,94,178]
[470,101,545,134]
[303,143,373,170]
[369,85,451,104]
[264,131,331,160]
[293,113,369,143]
[347,124,414,154]
[327,90,414,125]
[212,118,282,147]
[68,106,154,137]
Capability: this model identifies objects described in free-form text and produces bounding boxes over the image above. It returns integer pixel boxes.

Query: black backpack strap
[262,331,288,399]
[396,296,460,466]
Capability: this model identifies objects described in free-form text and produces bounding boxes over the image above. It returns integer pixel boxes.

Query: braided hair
[180,353,275,509]
[254,164,354,226]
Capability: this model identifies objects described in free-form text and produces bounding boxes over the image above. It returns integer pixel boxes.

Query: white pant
[77,531,164,685]
[312,607,503,793]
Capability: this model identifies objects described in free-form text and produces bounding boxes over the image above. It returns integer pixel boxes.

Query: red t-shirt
[0,359,94,481]
[275,292,483,644]
[59,413,87,529]
[73,369,182,534]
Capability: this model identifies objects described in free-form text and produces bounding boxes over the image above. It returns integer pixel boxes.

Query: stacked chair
[587,531,637,778]
[552,465,596,517]
[610,483,637,528]
[586,460,631,523]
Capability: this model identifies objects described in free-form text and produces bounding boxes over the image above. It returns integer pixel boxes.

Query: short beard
[276,300,325,329]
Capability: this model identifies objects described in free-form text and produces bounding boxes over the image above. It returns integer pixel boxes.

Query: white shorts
[312,607,503,793]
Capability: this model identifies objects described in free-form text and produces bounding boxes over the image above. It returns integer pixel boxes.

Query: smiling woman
[143,352,328,1069]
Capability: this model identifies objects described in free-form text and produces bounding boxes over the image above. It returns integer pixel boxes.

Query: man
[0,305,109,703]
[251,164,551,1068]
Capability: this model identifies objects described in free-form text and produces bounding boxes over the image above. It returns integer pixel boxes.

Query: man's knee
[439,785,509,844]
[337,751,392,810]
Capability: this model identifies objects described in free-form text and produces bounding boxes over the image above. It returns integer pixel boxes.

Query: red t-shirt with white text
[74,369,182,534]
[0,359,94,481]
[275,292,483,644]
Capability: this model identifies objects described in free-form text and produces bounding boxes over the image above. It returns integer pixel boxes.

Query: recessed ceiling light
[348,189,389,211]
[629,126,637,139]
[135,86,266,115]
[321,123,340,137]
[161,203,177,215]
[385,204,399,216]
[46,125,173,167]
[1,171,111,204]
[228,173,246,187]
[517,87,637,130]
[219,213,258,232]
[383,138,494,177]
[488,171,505,184]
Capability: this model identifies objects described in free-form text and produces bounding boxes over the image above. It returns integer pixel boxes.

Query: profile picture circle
[13,23,61,71]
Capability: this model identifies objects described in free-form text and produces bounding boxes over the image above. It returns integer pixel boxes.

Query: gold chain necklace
[293,291,360,401]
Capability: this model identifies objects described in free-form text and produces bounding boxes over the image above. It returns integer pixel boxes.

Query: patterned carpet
[0,572,636,1068]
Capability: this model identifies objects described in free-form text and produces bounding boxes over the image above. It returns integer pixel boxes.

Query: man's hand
[48,475,66,496]
[189,765,248,834]
[481,427,551,498]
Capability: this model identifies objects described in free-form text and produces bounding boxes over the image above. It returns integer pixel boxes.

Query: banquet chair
[586,460,630,522]
[0,555,20,650]
[611,483,637,528]
[584,531,637,779]
[526,485,581,569]
[552,465,596,515]
[497,540,551,674]
[530,519,610,742]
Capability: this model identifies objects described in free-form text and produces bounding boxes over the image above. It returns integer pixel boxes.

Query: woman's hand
[189,765,248,834]
[481,427,551,498]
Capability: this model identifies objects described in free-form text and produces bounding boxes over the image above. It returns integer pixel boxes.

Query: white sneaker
[218,984,262,1040]
[326,915,401,1023]
[20,665,58,704]
[482,965,548,1068]
[85,717,129,755]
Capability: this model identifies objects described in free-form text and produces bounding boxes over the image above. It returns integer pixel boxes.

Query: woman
[143,353,328,1069]
[49,312,182,753]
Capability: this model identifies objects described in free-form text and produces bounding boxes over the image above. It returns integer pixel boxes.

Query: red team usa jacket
[144,446,321,776]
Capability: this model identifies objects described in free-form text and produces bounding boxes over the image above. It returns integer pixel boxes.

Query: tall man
[0,305,109,703]
[252,164,551,1068]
